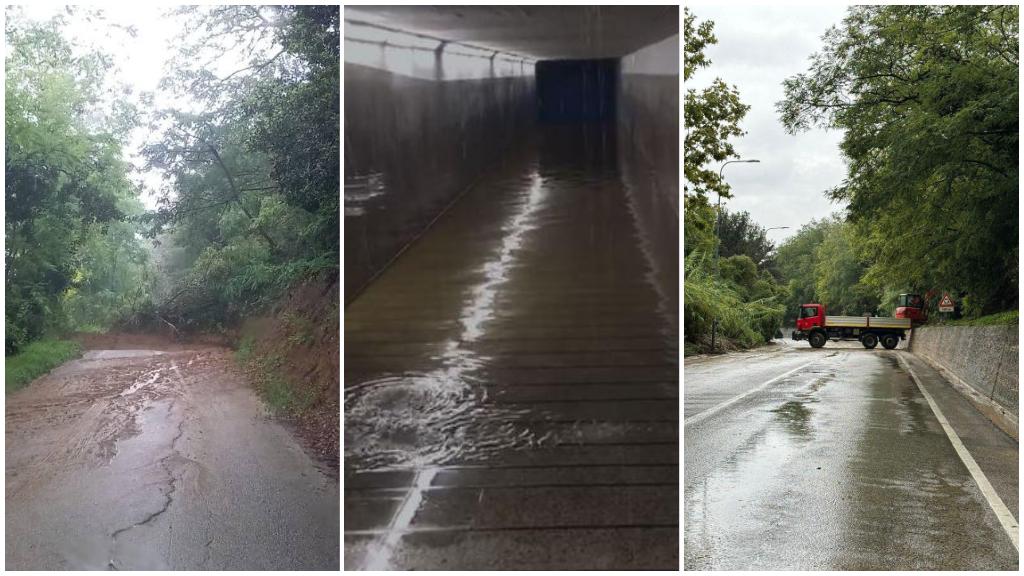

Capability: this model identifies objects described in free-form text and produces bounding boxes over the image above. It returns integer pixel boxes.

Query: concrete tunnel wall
[344,41,536,301]
[617,34,681,329]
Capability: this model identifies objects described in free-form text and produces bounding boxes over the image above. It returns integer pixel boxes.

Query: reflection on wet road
[345,128,678,570]
[684,342,1018,570]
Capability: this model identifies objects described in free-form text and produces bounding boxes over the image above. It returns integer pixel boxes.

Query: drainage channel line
[362,466,440,570]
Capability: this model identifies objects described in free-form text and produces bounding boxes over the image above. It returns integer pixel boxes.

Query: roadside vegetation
[5,11,151,354]
[236,335,314,414]
[685,6,1018,353]
[142,6,339,335]
[5,340,81,394]
[683,9,787,353]
[945,310,1018,327]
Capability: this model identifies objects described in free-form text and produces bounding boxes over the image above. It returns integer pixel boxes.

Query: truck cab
[796,303,825,332]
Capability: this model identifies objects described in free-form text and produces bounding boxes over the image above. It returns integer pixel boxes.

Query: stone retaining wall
[911,325,1018,434]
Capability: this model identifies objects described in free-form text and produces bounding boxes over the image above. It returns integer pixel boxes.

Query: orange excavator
[894,290,936,325]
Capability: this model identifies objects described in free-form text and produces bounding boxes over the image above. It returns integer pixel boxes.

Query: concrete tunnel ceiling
[344,6,679,61]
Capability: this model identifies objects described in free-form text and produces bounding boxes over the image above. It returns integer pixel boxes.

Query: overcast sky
[686,2,850,244]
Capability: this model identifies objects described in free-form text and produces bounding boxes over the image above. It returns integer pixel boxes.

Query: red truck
[792,303,913,349]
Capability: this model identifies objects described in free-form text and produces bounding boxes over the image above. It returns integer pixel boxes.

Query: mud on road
[6,344,339,570]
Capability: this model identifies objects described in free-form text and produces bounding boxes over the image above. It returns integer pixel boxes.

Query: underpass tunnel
[344,6,679,311]
[344,8,679,568]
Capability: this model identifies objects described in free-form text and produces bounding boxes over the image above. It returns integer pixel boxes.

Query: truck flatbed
[825,316,911,329]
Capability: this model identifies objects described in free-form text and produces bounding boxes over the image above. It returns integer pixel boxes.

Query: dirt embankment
[237,273,340,469]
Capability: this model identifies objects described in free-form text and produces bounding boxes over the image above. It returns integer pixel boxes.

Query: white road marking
[685,360,818,427]
[361,466,440,570]
[896,353,1019,551]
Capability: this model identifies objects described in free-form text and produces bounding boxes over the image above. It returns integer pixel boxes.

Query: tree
[813,221,879,315]
[5,10,146,352]
[142,6,339,330]
[683,9,785,351]
[776,219,832,320]
[717,209,775,269]
[778,5,1019,316]
[684,8,751,200]
[776,217,882,320]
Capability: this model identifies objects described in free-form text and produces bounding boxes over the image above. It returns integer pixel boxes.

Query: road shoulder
[897,351,1018,520]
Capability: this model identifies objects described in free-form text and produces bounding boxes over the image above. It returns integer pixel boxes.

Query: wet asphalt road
[344,128,678,570]
[6,347,339,570]
[684,339,1018,570]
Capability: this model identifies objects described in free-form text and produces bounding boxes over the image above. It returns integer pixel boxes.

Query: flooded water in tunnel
[344,125,678,472]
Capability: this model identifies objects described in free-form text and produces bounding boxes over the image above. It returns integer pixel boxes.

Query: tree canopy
[5,6,340,351]
[778,5,1018,316]
[683,7,750,200]
[717,209,776,269]
[143,6,339,331]
[5,10,148,352]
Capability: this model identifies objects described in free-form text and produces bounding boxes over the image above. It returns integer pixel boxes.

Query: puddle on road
[84,350,167,360]
[344,372,535,470]
[770,400,814,438]
[120,369,163,397]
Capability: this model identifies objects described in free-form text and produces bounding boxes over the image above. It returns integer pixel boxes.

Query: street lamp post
[711,159,761,353]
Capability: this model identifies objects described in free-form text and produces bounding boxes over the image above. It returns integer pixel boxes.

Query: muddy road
[6,345,339,570]
[684,341,1018,570]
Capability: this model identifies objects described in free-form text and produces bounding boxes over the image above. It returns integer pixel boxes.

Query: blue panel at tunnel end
[535,59,618,124]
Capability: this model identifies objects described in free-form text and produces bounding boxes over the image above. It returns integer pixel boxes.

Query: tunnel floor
[344,127,678,570]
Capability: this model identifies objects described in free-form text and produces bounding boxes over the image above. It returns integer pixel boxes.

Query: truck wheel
[881,334,899,350]
[809,331,826,348]
[862,334,878,349]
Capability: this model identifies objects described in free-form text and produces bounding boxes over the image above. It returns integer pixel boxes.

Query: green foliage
[235,334,256,364]
[234,336,314,414]
[682,10,785,351]
[779,5,1019,316]
[718,210,775,268]
[6,339,81,394]
[684,194,717,257]
[946,310,1018,326]
[144,6,339,330]
[813,222,879,315]
[776,219,832,321]
[683,8,751,199]
[685,254,786,351]
[5,11,150,353]
[776,217,880,319]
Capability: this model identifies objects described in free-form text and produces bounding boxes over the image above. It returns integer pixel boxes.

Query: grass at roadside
[235,334,315,414]
[945,310,1018,327]
[5,339,82,394]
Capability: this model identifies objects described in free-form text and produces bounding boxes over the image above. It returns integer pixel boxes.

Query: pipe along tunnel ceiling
[344,5,679,61]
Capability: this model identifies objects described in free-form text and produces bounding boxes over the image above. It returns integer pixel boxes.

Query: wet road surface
[684,340,1018,570]
[344,129,678,570]
[6,347,339,570]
